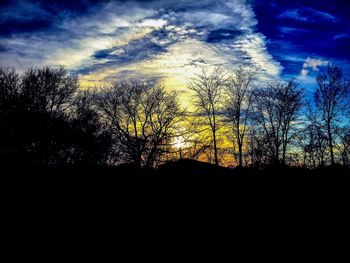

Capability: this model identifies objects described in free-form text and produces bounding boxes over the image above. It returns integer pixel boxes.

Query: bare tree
[336,127,350,167]
[246,126,271,168]
[0,68,20,111]
[188,66,226,165]
[224,66,257,167]
[314,63,350,165]
[173,115,212,160]
[21,66,78,116]
[70,91,113,165]
[301,123,328,167]
[299,103,329,167]
[93,81,181,169]
[252,80,303,166]
[0,68,21,163]
[0,67,81,165]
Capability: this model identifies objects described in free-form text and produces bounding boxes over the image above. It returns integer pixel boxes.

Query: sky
[1,0,349,100]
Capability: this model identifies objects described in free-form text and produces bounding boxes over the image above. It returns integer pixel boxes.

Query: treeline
[0,64,349,171]
[0,67,182,169]
[188,65,349,168]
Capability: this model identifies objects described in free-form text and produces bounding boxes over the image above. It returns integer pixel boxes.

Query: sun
[173,136,188,149]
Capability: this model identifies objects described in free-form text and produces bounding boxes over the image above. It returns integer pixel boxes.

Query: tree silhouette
[70,91,113,165]
[93,81,181,169]
[314,63,350,165]
[1,63,349,174]
[188,66,226,165]
[337,127,350,166]
[224,66,257,167]
[301,123,328,167]
[0,67,110,167]
[251,80,303,166]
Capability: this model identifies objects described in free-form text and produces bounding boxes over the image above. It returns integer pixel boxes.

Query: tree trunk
[275,141,280,166]
[213,129,219,166]
[238,141,243,167]
[282,144,286,166]
[327,121,335,165]
[136,154,142,168]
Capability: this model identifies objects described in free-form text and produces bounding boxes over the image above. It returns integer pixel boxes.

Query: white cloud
[233,33,282,76]
[303,57,327,70]
[300,57,328,76]
[0,0,282,95]
[137,19,168,28]
[301,68,309,76]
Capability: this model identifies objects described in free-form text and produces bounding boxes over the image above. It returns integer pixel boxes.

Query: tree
[301,123,328,168]
[314,63,350,165]
[0,67,83,166]
[252,80,303,166]
[70,91,113,165]
[299,103,329,167]
[188,66,226,165]
[0,68,21,163]
[21,67,78,116]
[0,68,20,110]
[337,127,350,167]
[246,126,271,168]
[224,66,256,167]
[93,81,181,169]
[20,67,79,165]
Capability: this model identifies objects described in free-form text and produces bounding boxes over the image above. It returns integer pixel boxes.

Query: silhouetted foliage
[70,91,113,165]
[0,67,111,167]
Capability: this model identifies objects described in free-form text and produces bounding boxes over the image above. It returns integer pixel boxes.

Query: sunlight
[173,136,188,149]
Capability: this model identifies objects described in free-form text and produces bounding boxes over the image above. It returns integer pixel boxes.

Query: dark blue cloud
[0,44,7,52]
[207,29,244,43]
[93,49,114,59]
[91,39,167,64]
[0,0,108,36]
[79,32,169,75]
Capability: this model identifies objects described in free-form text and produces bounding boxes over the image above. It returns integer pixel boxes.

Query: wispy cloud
[278,7,338,23]
[0,0,282,91]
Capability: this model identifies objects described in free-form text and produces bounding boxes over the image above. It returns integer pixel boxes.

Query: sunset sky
[1,0,349,101]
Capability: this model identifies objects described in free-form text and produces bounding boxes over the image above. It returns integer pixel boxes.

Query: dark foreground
[4,158,349,178]
[3,159,349,206]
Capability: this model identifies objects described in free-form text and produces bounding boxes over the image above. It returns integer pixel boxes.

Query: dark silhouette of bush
[0,67,112,167]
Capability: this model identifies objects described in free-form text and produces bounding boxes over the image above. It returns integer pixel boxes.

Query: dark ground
[3,158,349,190]
[3,158,349,177]
[2,159,349,216]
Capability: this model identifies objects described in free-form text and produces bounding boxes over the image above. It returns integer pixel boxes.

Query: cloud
[278,9,309,22]
[0,0,282,93]
[301,68,309,76]
[304,7,338,23]
[303,57,328,70]
[278,7,338,23]
[232,33,282,75]
[279,27,312,34]
[333,33,350,40]
[300,57,328,77]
